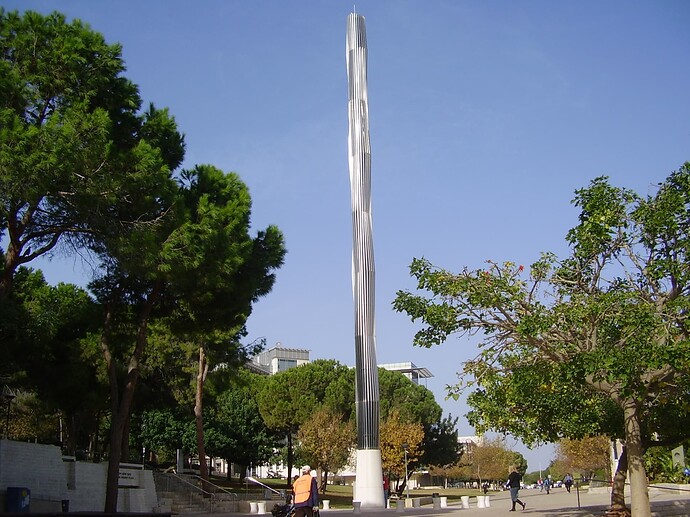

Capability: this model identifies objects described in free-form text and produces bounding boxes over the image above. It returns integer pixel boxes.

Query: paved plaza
[195,486,690,517]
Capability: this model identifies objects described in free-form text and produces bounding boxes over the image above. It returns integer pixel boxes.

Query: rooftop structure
[248,343,310,375]
[378,362,433,385]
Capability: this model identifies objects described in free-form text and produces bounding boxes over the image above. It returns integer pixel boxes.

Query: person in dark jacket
[506,465,526,511]
[292,465,319,517]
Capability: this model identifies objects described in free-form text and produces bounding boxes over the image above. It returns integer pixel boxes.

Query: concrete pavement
[192,485,690,517]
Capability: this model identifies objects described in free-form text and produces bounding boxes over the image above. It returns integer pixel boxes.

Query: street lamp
[402,443,410,499]
[2,385,16,439]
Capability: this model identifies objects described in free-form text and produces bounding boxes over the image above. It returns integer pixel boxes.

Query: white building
[248,343,310,375]
[378,362,433,386]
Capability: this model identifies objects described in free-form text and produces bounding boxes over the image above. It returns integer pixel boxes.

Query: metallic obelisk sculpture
[346,12,384,508]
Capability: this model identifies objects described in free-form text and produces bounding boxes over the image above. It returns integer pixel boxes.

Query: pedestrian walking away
[505,465,526,512]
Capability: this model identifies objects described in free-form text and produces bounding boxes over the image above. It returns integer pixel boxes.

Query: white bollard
[484,495,490,507]
[353,501,361,514]
[477,496,486,508]
[396,499,405,513]
[249,502,258,513]
[257,501,266,514]
[322,500,330,510]
[461,495,470,509]
[440,496,448,508]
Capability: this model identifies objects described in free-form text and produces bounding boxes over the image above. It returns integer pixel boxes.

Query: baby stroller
[271,500,320,517]
[271,495,294,517]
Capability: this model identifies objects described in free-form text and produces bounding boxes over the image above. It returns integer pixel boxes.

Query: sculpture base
[354,449,385,508]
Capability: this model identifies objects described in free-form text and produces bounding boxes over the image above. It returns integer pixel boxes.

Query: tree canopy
[0,9,184,301]
[1,9,286,512]
[394,164,690,517]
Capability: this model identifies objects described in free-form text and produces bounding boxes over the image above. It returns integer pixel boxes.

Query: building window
[277,359,297,372]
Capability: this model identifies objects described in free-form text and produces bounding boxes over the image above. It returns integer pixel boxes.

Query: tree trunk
[320,469,329,493]
[609,444,629,514]
[317,469,328,493]
[622,398,651,517]
[121,412,131,461]
[105,403,127,514]
[0,238,20,302]
[194,345,210,489]
[102,286,159,513]
[101,304,121,513]
[285,432,294,490]
[64,411,77,457]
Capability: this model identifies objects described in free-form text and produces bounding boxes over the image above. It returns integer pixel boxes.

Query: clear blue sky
[5,0,689,471]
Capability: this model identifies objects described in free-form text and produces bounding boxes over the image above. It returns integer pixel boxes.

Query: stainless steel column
[346,12,384,508]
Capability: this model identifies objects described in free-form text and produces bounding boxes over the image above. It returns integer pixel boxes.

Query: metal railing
[153,470,219,513]
[186,473,240,511]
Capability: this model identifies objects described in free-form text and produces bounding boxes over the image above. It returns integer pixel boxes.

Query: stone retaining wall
[0,439,158,513]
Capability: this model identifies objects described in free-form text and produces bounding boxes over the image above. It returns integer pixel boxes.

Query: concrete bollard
[396,499,405,513]
[484,495,490,507]
[322,500,330,510]
[461,495,470,509]
[440,496,448,508]
[477,495,486,508]
[249,502,258,513]
[353,501,361,514]
[257,501,266,514]
[433,497,441,510]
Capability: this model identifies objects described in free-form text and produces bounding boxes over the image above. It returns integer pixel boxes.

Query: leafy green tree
[0,9,181,301]
[1,268,105,453]
[644,445,688,483]
[88,135,182,512]
[466,358,623,445]
[378,368,441,425]
[421,415,463,474]
[0,12,188,507]
[154,164,285,485]
[91,163,284,508]
[139,408,195,464]
[508,451,528,477]
[205,375,279,480]
[304,363,455,480]
[297,406,355,492]
[393,164,690,517]
[256,360,349,487]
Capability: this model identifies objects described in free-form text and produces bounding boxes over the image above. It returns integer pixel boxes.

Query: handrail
[159,471,217,513]
[187,473,239,502]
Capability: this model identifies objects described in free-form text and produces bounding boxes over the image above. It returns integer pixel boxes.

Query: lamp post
[402,443,409,499]
[2,385,16,439]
